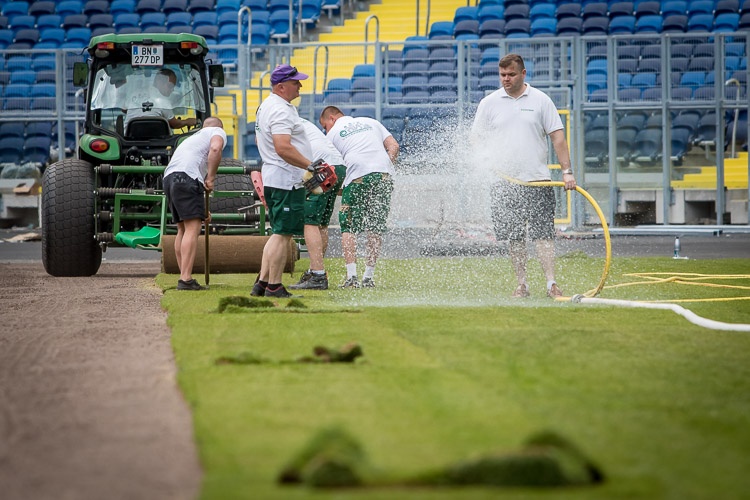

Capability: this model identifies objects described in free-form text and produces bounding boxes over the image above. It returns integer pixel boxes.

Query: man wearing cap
[252,64,314,298]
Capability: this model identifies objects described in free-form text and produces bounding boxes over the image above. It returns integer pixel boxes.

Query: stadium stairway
[672,152,750,190]
[216,0,467,145]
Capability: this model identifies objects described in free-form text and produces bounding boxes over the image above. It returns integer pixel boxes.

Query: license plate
[131,45,163,66]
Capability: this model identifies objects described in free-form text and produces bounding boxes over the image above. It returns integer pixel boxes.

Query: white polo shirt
[255,93,312,189]
[326,116,395,187]
[471,83,563,182]
[164,126,227,185]
[300,118,345,166]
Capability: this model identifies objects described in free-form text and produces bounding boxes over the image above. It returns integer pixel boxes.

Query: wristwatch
[561,169,573,175]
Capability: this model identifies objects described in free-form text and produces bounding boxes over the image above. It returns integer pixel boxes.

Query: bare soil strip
[0,262,201,500]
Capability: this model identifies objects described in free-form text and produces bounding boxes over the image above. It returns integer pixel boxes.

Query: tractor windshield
[89,63,207,136]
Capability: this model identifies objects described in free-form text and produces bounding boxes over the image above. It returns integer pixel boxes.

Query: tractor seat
[126,117,172,139]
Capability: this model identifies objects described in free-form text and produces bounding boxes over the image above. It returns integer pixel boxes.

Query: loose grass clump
[217,295,274,312]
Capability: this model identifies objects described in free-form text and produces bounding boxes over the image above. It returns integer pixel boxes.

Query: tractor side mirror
[209,64,225,88]
[73,62,89,87]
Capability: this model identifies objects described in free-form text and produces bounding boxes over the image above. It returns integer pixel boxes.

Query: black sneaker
[177,279,205,291]
[250,283,265,296]
[289,272,328,290]
[340,276,360,289]
[361,277,375,288]
[264,285,299,298]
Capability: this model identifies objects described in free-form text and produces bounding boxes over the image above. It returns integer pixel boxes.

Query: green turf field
[157,256,750,499]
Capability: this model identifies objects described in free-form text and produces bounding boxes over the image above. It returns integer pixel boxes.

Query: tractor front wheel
[42,159,102,277]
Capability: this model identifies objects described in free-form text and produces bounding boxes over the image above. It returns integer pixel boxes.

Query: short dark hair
[320,105,344,121]
[499,53,525,70]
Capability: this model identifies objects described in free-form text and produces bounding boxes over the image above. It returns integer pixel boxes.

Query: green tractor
[42,33,283,277]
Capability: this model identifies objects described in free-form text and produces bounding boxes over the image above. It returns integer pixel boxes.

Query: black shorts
[163,172,205,223]
[490,181,555,242]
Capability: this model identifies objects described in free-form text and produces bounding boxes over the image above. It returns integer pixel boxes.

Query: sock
[312,269,326,276]
[547,280,556,291]
[346,263,357,278]
[259,280,268,289]
[363,266,375,279]
[267,283,282,291]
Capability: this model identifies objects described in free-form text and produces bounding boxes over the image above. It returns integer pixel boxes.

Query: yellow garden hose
[502,176,612,299]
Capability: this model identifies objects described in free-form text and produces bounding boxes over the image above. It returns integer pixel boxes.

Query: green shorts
[264,186,305,235]
[304,164,346,226]
[339,172,394,234]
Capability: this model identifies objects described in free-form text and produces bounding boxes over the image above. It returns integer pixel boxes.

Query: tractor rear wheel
[42,159,102,276]
[212,158,257,216]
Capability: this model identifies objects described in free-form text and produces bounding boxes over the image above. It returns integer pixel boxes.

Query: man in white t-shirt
[287,118,347,291]
[252,64,314,298]
[470,53,576,299]
[319,106,399,289]
[162,117,226,290]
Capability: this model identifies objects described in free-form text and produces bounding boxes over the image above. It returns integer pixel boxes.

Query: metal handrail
[364,15,379,64]
[726,78,740,159]
[313,45,330,98]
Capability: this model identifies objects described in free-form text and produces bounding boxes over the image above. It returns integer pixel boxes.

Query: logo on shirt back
[339,121,373,138]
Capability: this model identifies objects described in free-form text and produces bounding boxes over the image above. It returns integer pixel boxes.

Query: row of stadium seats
[583,109,748,164]
[0,0,343,46]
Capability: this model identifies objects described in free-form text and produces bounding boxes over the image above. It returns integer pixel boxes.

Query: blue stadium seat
[299,0,323,30]
[715,0,741,15]
[530,3,556,21]
[1,1,30,20]
[115,13,141,30]
[14,28,40,45]
[454,19,479,36]
[609,15,636,33]
[582,2,608,20]
[634,1,660,18]
[33,0,55,17]
[661,0,688,16]
[66,27,92,44]
[583,16,610,34]
[714,12,741,31]
[687,0,714,15]
[216,0,241,14]
[9,15,37,29]
[136,0,163,14]
[0,137,25,163]
[608,1,634,18]
[244,0,271,11]
[269,9,295,42]
[39,28,66,45]
[141,13,167,29]
[635,14,662,32]
[662,14,688,32]
[531,17,557,36]
[37,14,64,30]
[62,14,88,29]
[23,136,52,165]
[188,0,215,13]
[478,5,505,24]
[504,4,529,21]
[556,3,581,19]
[193,11,218,28]
[479,18,506,37]
[162,0,189,15]
[166,12,192,29]
[83,0,109,15]
[557,16,583,34]
[55,0,84,17]
[10,70,36,85]
[249,23,271,49]
[0,122,26,139]
[454,6,479,22]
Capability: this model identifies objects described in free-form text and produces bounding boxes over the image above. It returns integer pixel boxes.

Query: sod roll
[161,235,298,274]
